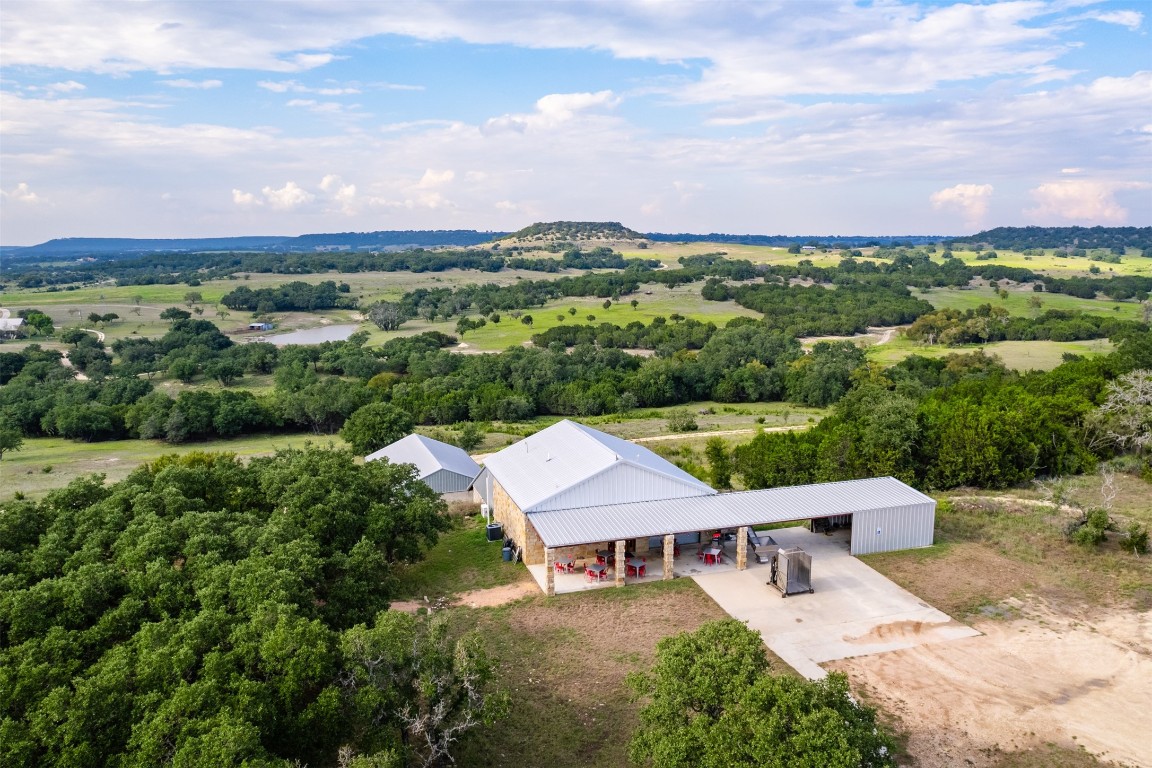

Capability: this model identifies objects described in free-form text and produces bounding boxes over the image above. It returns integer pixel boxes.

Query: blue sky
[1,1,1149,243]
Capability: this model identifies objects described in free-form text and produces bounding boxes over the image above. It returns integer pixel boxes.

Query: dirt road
[631,425,808,443]
[830,599,1152,767]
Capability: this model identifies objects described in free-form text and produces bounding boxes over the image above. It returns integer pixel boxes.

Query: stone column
[736,526,749,571]
[663,534,675,581]
[615,539,626,587]
[545,547,555,596]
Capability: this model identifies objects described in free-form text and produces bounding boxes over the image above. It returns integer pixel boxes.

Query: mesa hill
[499,221,646,243]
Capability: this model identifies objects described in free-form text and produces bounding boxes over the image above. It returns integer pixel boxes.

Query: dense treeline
[0,447,507,767]
[0,316,866,447]
[730,282,933,336]
[531,317,718,352]
[219,280,356,312]
[965,225,1152,252]
[399,272,645,321]
[7,245,641,289]
[726,331,1152,491]
[905,306,1145,345]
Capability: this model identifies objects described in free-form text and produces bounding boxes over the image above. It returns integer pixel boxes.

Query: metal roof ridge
[521,456,713,512]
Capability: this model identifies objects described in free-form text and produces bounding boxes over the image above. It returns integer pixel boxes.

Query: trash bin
[502,546,512,562]
[486,522,503,542]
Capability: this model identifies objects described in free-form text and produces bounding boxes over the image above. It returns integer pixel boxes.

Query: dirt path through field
[631,425,807,443]
[830,599,1152,767]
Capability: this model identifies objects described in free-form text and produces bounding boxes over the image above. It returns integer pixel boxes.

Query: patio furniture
[555,555,575,573]
[625,557,646,578]
[585,563,609,582]
[703,546,723,565]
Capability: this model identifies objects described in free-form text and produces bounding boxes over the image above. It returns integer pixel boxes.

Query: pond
[266,324,360,346]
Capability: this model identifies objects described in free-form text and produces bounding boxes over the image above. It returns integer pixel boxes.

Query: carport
[526,476,936,595]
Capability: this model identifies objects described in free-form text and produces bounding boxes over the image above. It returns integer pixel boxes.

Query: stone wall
[491,482,545,565]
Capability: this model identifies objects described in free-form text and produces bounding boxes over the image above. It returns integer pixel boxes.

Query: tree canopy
[627,620,894,768]
[0,446,509,768]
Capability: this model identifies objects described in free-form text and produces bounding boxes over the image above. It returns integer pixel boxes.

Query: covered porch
[526,530,770,595]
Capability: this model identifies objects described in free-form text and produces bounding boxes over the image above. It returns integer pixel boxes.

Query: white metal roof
[0,318,25,331]
[480,419,715,512]
[364,434,481,481]
[528,476,934,548]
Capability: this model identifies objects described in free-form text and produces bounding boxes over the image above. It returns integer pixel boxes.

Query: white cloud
[483,90,619,135]
[258,79,360,95]
[417,169,455,188]
[1025,180,1151,225]
[46,80,85,93]
[1078,10,1143,31]
[161,78,222,89]
[261,181,314,210]
[2,182,43,203]
[930,183,994,228]
[232,188,261,207]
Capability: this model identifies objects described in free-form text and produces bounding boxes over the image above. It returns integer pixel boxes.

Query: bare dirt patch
[391,580,540,613]
[830,599,1152,768]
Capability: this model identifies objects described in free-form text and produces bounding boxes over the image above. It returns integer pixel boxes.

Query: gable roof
[364,434,481,481]
[481,419,714,512]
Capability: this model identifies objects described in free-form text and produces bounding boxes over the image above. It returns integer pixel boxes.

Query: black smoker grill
[768,546,813,598]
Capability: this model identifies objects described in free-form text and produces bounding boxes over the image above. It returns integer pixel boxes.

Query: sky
[1,1,1150,244]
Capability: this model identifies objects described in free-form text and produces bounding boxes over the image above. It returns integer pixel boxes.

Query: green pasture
[867,333,1114,371]
[922,284,1143,321]
[945,248,1151,278]
[399,282,762,352]
[2,432,346,499]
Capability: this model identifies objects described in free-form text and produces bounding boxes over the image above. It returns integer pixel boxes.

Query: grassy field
[864,473,1152,619]
[393,515,529,599]
[945,248,1152,278]
[867,334,1114,371]
[1,432,347,499]
[922,284,1144,320]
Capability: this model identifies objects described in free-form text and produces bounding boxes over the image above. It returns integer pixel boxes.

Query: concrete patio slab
[691,527,980,679]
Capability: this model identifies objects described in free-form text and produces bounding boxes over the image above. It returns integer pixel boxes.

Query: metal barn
[364,434,481,494]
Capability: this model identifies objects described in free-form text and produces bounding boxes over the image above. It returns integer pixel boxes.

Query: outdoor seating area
[528,535,770,594]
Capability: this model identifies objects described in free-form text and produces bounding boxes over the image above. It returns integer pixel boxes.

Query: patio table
[585,563,608,582]
[703,546,723,565]
[555,555,575,573]
[625,557,646,577]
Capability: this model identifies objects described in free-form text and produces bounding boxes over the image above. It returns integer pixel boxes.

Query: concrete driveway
[691,527,980,679]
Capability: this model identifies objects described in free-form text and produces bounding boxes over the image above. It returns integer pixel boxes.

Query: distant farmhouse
[0,318,25,338]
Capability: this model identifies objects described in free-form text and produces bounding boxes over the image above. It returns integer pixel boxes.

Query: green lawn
[923,284,1143,320]
[1,432,346,499]
[868,334,1114,371]
[393,515,528,599]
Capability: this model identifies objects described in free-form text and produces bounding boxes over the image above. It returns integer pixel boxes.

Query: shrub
[666,410,698,433]
[1123,522,1149,555]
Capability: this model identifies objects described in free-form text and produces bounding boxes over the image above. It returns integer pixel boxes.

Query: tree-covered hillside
[500,221,645,241]
[964,226,1151,252]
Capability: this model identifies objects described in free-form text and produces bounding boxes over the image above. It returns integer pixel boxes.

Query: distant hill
[500,221,646,241]
[11,230,508,257]
[961,226,1152,251]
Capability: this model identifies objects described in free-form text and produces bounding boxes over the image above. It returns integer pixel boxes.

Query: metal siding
[424,469,473,494]
[534,464,713,512]
[528,476,935,548]
[850,502,936,556]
